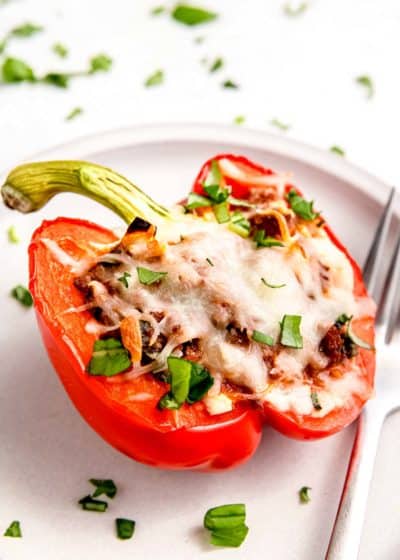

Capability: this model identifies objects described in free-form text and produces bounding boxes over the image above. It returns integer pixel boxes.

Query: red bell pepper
[1,155,375,470]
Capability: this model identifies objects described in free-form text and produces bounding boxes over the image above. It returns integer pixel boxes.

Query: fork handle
[325,403,386,560]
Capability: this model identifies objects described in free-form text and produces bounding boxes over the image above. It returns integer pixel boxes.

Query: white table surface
[1,2,400,559]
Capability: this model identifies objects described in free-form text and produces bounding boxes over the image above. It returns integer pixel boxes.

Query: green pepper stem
[1,160,172,225]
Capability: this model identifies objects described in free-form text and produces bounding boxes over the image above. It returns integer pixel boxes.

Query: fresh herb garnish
[78,495,108,512]
[280,315,303,348]
[228,211,250,238]
[194,36,205,44]
[172,4,218,26]
[335,313,352,327]
[2,57,36,83]
[252,330,274,346]
[53,42,68,58]
[356,75,374,99]
[144,69,164,87]
[287,189,318,221]
[151,5,165,15]
[261,277,286,288]
[90,53,113,73]
[253,230,284,248]
[66,107,83,121]
[330,145,345,156]
[11,285,33,307]
[233,115,245,125]
[299,486,311,503]
[210,57,223,73]
[118,271,131,288]
[204,159,222,189]
[270,118,290,131]
[311,390,322,411]
[283,3,308,17]
[87,338,131,377]
[7,225,19,243]
[90,478,117,498]
[4,520,22,537]
[43,72,70,88]
[204,504,249,548]
[11,22,43,37]
[159,356,213,409]
[137,266,167,285]
[222,79,239,89]
[206,257,214,266]
[213,201,230,223]
[185,192,212,209]
[116,518,136,539]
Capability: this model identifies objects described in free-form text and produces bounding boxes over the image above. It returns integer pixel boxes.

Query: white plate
[0,124,394,560]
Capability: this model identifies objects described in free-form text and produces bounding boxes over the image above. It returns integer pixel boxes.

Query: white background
[1,2,400,560]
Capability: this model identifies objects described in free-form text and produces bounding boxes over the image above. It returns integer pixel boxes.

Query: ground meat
[249,214,281,238]
[319,324,356,365]
[182,338,202,361]
[226,323,249,346]
[247,187,277,206]
[140,320,167,357]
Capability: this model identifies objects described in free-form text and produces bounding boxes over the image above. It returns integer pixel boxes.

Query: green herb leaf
[204,504,248,548]
[261,277,286,288]
[118,271,131,288]
[253,230,284,248]
[137,266,167,285]
[90,478,117,499]
[7,225,20,243]
[151,5,165,15]
[0,39,7,54]
[233,115,245,125]
[335,313,352,327]
[222,79,239,89]
[42,72,70,88]
[144,69,164,87]
[204,159,222,189]
[167,355,192,405]
[311,391,322,411]
[11,22,43,37]
[213,201,230,223]
[172,4,218,26]
[4,520,22,538]
[53,43,69,58]
[210,57,223,73]
[2,57,36,82]
[187,362,214,403]
[90,53,113,74]
[330,145,345,157]
[158,392,180,410]
[206,257,214,266]
[252,330,274,346]
[11,285,33,307]
[185,192,211,209]
[287,189,318,221]
[356,75,374,99]
[283,3,308,17]
[270,118,290,131]
[280,314,303,348]
[66,107,83,121]
[228,211,250,238]
[78,495,108,512]
[87,338,131,377]
[116,518,135,539]
[299,486,311,504]
[159,357,213,408]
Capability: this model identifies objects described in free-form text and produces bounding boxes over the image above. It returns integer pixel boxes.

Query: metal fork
[326,187,400,559]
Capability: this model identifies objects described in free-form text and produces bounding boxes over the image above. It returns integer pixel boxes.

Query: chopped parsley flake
[144,69,164,87]
[53,42,69,58]
[11,285,33,307]
[2,57,36,83]
[233,115,245,125]
[299,486,311,503]
[356,75,374,99]
[210,57,223,73]
[90,53,113,73]
[222,79,239,89]
[4,520,22,537]
[287,189,318,221]
[330,145,345,156]
[172,4,218,26]
[151,5,165,15]
[116,518,135,539]
[11,22,43,37]
[206,257,214,266]
[283,3,308,17]
[78,495,108,512]
[270,118,290,131]
[118,271,131,288]
[66,107,83,121]
[90,478,117,498]
[137,266,167,285]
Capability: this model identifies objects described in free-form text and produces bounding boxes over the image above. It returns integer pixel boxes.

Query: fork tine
[377,231,400,343]
[363,186,396,299]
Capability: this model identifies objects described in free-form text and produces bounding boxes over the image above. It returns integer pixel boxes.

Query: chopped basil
[204,504,249,548]
[186,192,211,209]
[187,362,214,403]
[261,277,286,288]
[204,159,222,189]
[2,57,36,82]
[144,69,164,87]
[7,225,19,243]
[356,75,374,99]
[222,79,239,89]
[210,57,223,73]
[280,315,303,348]
[4,520,22,538]
[66,107,83,121]
[11,285,33,307]
[204,184,229,203]
[252,330,274,346]
[229,211,250,238]
[137,266,167,285]
[43,72,70,88]
[172,4,218,26]
[311,391,322,411]
[90,478,117,499]
[283,3,308,17]
[116,518,135,539]
[118,271,131,288]
[270,118,290,131]
[168,355,192,405]
[213,201,230,223]
[253,230,284,248]
[11,22,43,37]
[159,356,213,409]
[299,486,311,504]
[53,42,69,58]
[90,53,113,73]
[330,145,345,157]
[233,115,245,125]
[287,189,318,221]
[87,338,131,377]
[78,495,108,512]
[158,392,180,410]
[206,257,214,266]
[335,313,352,327]
[151,5,165,15]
